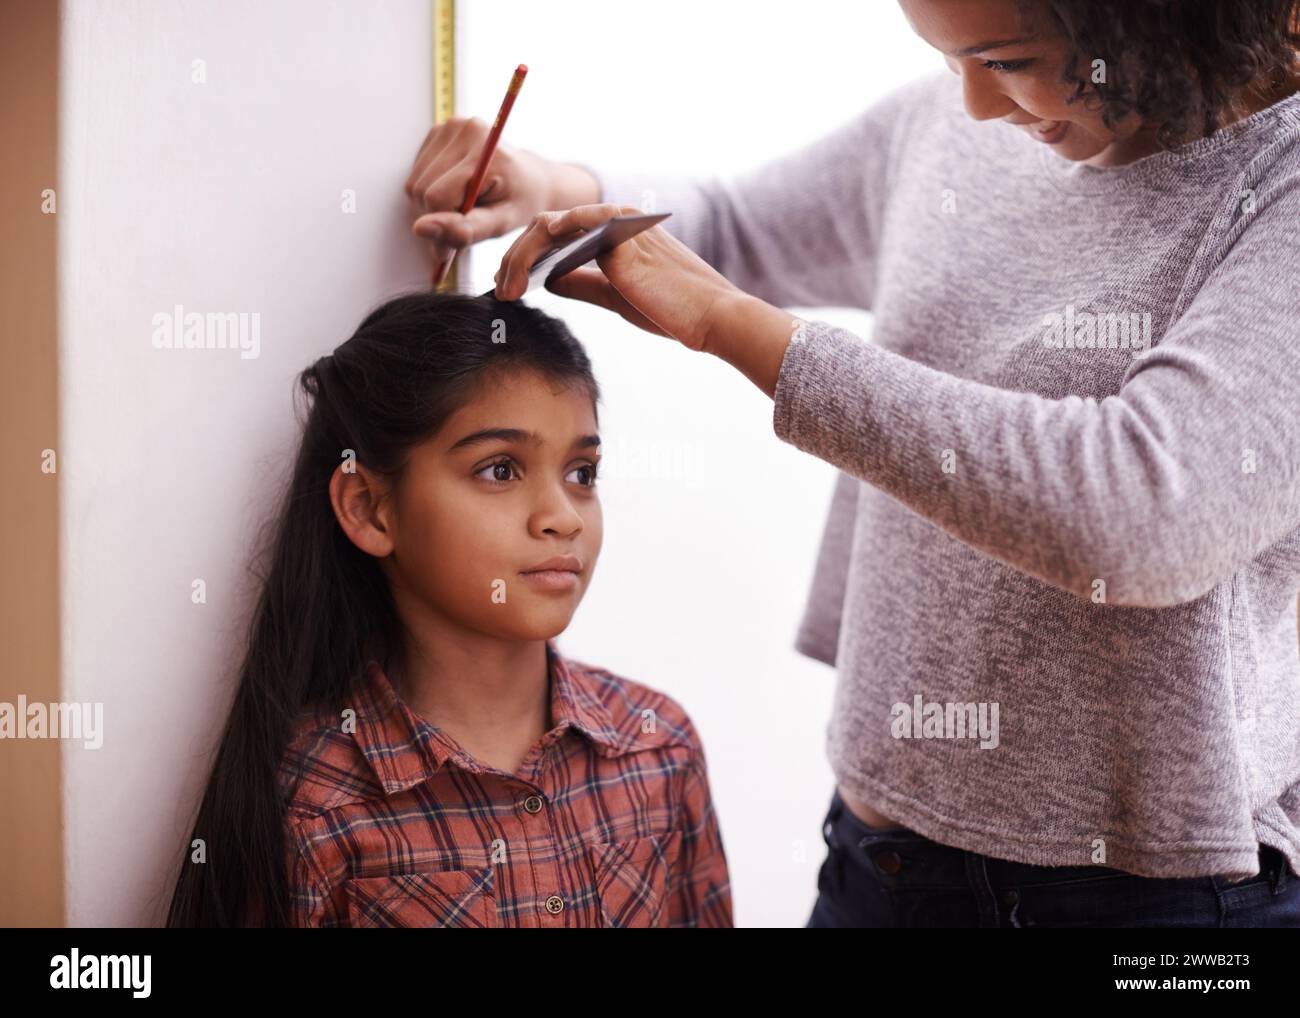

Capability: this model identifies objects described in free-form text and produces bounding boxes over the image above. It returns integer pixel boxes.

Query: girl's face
[374,367,603,644]
[898,0,1155,166]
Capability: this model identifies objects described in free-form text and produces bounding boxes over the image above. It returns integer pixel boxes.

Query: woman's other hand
[405,116,599,266]
[493,204,745,354]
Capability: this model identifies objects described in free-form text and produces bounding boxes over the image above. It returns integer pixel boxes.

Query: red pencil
[432,63,528,288]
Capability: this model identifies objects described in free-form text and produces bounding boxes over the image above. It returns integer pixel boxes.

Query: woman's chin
[1054,125,1127,165]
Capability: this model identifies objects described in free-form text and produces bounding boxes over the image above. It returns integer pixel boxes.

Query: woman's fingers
[413,202,516,250]
[492,212,566,299]
[545,266,670,337]
[545,203,638,236]
[404,117,487,207]
[494,203,637,300]
[412,154,506,217]
[543,265,611,307]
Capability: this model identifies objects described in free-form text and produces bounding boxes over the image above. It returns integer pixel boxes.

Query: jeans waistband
[828,787,1292,892]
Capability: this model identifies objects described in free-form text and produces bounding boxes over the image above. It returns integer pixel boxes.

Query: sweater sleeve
[580,75,936,312]
[771,177,1300,609]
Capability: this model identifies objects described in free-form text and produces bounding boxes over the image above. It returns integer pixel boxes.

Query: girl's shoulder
[275,651,716,819]
[553,650,709,759]
[276,697,371,820]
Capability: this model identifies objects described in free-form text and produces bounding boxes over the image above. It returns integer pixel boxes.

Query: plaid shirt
[278,639,733,927]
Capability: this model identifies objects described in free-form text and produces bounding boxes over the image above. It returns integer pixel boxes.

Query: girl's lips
[518,569,579,591]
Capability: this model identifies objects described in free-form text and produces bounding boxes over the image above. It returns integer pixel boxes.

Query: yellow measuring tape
[433,0,460,290]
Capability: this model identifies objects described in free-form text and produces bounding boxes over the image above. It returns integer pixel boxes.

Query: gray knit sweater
[589,70,1300,881]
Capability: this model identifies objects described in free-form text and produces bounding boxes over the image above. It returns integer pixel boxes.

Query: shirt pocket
[586,832,682,928]
[344,867,497,928]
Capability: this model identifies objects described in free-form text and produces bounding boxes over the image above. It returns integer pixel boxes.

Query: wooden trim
[0,0,64,927]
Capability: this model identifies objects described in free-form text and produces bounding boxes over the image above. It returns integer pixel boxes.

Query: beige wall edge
[0,0,64,927]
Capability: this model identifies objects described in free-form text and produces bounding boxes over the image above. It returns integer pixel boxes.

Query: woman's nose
[958,70,1016,122]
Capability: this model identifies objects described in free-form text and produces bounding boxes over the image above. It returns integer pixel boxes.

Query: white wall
[59,0,433,925]
[461,1,934,926]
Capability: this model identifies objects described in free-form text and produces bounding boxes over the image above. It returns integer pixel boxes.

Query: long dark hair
[1021,0,1300,147]
[166,290,600,926]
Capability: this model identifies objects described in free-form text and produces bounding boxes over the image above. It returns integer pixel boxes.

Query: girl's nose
[532,493,584,539]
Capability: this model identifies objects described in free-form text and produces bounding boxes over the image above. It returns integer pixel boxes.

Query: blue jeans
[807,787,1300,928]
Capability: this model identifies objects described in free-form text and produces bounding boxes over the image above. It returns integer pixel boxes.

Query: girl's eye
[473,458,598,486]
[475,458,518,484]
[982,58,1033,73]
[566,463,599,487]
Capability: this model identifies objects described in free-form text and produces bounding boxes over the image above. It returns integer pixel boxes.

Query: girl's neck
[389,630,552,738]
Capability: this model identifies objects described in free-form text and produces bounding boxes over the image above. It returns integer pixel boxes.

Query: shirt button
[523,794,544,814]
[872,850,903,875]
[544,895,564,915]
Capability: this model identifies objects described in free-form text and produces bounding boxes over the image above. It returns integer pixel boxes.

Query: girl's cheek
[585,504,604,557]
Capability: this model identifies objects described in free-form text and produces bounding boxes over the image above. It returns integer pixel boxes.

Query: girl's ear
[328,462,396,558]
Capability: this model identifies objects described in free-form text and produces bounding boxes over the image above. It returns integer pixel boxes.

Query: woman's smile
[1028,119,1069,144]
[1007,114,1070,144]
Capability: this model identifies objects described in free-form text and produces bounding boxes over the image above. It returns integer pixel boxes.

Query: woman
[406,0,1300,927]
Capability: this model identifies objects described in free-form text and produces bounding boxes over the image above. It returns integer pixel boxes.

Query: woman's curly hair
[1019,0,1300,149]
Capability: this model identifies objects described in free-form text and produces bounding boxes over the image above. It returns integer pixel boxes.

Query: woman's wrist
[702,291,800,400]
[548,160,601,209]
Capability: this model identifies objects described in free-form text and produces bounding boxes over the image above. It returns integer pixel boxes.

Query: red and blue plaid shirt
[278,639,733,927]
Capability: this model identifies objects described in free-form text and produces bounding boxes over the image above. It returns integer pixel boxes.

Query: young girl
[166,291,732,927]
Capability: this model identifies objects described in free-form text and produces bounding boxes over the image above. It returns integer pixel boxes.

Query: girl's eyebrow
[447,427,601,453]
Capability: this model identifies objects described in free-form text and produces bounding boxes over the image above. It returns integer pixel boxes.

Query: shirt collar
[350,638,629,797]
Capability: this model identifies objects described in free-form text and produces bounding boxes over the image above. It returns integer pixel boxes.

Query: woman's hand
[404,117,599,266]
[493,203,745,353]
